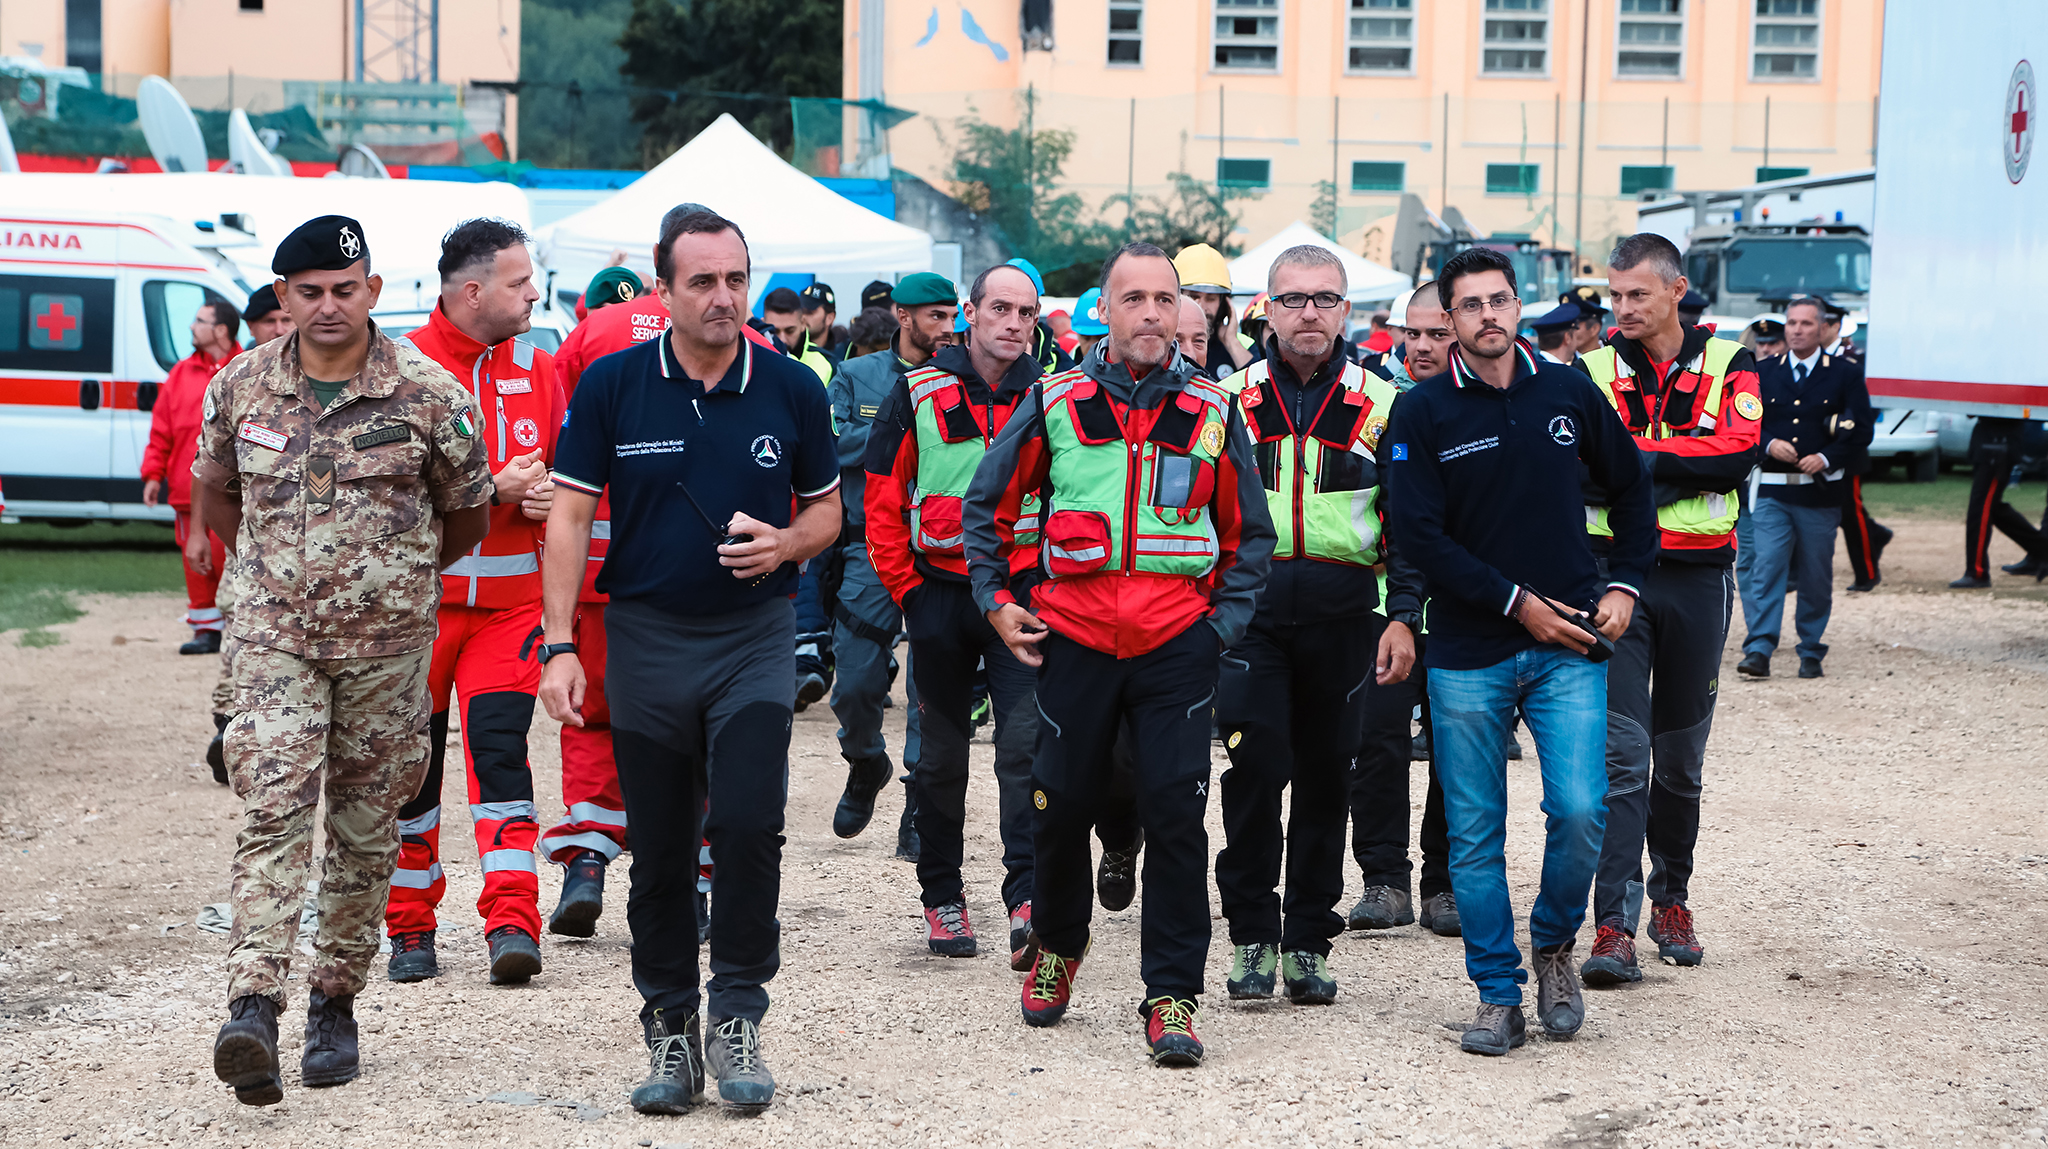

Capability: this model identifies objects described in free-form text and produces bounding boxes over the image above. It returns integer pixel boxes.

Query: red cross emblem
[26,293,84,350]
[2008,60,2036,184]
[36,299,78,342]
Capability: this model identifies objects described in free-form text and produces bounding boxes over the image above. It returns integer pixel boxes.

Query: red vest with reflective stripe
[406,306,562,610]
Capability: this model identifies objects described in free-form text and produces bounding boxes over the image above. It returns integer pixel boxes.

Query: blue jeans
[1741,495,1838,663]
[829,544,921,769]
[1429,646,1609,1006]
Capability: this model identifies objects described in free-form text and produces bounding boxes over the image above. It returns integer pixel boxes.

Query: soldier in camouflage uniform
[189,216,493,1107]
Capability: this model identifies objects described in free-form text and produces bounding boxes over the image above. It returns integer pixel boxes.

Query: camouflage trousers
[225,642,432,1004]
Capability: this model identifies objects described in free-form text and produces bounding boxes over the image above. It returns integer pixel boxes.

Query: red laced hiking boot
[1020,947,1084,1027]
[1579,921,1643,987]
[1008,902,1039,972]
[1142,996,1204,1067]
[1647,902,1704,967]
[924,900,978,957]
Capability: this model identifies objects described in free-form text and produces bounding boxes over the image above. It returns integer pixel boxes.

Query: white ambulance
[0,212,248,523]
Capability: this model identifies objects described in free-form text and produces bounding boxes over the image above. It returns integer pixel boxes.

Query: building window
[1482,0,1548,74]
[1617,0,1682,77]
[240,0,265,9]
[1352,161,1406,192]
[1214,0,1280,71]
[1218,157,1272,189]
[1756,165,1811,182]
[1486,163,1540,194]
[1620,165,1675,195]
[64,0,102,74]
[1347,0,1414,73]
[1753,0,1819,79]
[1108,0,1143,64]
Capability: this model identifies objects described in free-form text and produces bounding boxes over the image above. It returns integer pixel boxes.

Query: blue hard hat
[1071,287,1108,335]
[1004,257,1046,294]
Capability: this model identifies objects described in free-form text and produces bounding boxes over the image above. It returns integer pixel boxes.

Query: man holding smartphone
[1384,248,1655,1057]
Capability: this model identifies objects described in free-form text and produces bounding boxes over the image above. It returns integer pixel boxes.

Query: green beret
[890,272,958,308]
[583,265,643,311]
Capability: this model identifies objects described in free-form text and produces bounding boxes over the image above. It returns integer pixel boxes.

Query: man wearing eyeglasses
[1210,247,1415,1008]
[1384,247,1655,1057]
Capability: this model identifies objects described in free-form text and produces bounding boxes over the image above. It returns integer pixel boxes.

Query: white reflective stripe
[919,530,965,549]
[1755,472,1818,486]
[397,807,441,836]
[1048,543,1107,562]
[480,848,538,874]
[1133,536,1215,555]
[442,552,541,578]
[470,801,537,821]
[187,606,224,624]
[590,520,612,541]
[539,830,622,862]
[566,801,628,828]
[1014,514,1042,532]
[1586,505,1604,528]
[390,862,444,889]
[910,375,955,404]
[1349,488,1376,552]
[1702,492,1729,519]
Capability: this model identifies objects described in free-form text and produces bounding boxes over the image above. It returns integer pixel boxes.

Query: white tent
[1228,220,1411,303]
[538,113,933,295]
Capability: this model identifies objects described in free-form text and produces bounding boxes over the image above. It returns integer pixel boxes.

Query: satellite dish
[336,143,390,179]
[137,76,208,174]
[227,109,292,177]
[0,111,19,174]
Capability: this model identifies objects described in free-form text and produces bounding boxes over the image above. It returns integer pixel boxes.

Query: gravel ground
[1,517,2045,1148]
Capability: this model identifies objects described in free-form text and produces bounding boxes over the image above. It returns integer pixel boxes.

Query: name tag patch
[238,421,289,452]
[496,378,533,395]
[352,424,410,450]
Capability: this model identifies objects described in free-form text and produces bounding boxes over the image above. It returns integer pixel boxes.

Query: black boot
[894,775,920,861]
[207,713,230,786]
[387,929,439,982]
[213,994,283,1106]
[487,926,543,985]
[631,1008,705,1114]
[301,990,359,1087]
[548,850,606,938]
[180,629,222,656]
[832,753,893,839]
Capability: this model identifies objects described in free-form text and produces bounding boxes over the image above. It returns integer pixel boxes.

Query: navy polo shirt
[552,334,839,614]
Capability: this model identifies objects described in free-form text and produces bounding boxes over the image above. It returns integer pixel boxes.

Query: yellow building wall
[851,0,1883,264]
[3,1,71,68]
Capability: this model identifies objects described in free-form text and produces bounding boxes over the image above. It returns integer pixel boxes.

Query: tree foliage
[518,0,645,169]
[617,0,841,164]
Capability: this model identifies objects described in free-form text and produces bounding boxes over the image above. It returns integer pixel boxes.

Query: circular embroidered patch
[1734,391,1763,421]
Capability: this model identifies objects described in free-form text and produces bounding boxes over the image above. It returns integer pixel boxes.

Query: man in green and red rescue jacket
[962,242,1275,1068]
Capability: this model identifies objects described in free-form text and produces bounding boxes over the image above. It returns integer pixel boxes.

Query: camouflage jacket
[193,324,492,658]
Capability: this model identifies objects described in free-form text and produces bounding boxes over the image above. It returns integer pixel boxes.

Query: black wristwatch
[536,641,578,665]
[1389,610,1423,631]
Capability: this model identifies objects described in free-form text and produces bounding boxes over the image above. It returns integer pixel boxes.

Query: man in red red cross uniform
[382,219,565,987]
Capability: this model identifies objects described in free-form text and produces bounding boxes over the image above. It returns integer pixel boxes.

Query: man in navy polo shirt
[537,209,840,1115]
[1385,247,1656,1057]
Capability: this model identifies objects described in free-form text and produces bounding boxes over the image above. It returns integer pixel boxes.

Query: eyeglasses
[1453,293,1520,316]
[1272,292,1347,311]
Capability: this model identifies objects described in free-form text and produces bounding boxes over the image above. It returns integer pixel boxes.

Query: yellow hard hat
[1172,243,1233,294]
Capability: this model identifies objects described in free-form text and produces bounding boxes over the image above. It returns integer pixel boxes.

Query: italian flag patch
[453,405,477,437]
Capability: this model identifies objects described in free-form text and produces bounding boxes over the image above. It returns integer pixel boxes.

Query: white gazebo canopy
[1228,220,1411,303]
[538,113,933,296]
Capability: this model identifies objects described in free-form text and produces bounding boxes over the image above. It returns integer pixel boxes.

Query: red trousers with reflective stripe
[386,601,544,939]
[172,508,225,631]
[542,604,631,863]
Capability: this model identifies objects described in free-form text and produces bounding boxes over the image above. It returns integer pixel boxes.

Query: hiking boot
[207,713,230,786]
[1097,830,1142,911]
[1736,652,1770,679]
[894,777,920,860]
[1021,946,1084,1027]
[213,994,283,1106]
[1459,1002,1527,1056]
[793,671,827,713]
[1280,950,1337,1005]
[1533,941,1585,1038]
[1346,885,1414,930]
[180,629,222,656]
[300,990,359,1087]
[1418,891,1461,937]
[705,1017,775,1112]
[1008,902,1039,972]
[834,754,893,839]
[1647,902,1704,966]
[486,925,543,985]
[924,900,977,957]
[1141,996,1203,1067]
[386,929,439,983]
[1799,657,1824,679]
[1580,921,1643,987]
[548,850,606,938]
[1226,942,1277,1000]
[1504,737,1523,761]
[631,1008,705,1114]
[970,692,992,735]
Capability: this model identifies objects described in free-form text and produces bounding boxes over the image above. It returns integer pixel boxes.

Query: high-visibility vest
[1035,369,1232,581]
[1582,337,1743,540]
[903,365,1040,556]
[1225,357,1398,567]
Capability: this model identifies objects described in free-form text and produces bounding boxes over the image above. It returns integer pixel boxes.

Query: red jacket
[405,305,564,610]
[141,346,235,508]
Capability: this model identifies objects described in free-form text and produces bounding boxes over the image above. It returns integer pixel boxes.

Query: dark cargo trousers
[1350,632,1452,901]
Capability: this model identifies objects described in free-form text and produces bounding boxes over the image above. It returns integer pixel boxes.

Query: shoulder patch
[1734,391,1763,421]
[453,405,477,437]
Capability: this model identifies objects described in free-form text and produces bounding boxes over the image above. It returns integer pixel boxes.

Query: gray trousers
[829,543,921,770]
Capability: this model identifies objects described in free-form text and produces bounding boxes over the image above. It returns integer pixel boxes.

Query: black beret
[273,214,369,276]
[241,283,284,321]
